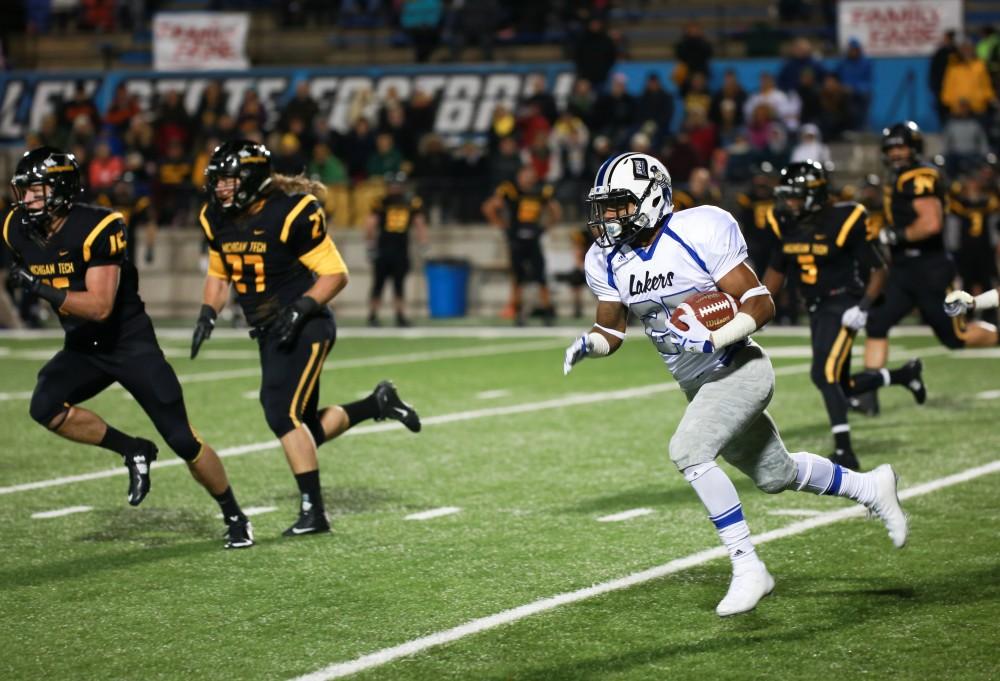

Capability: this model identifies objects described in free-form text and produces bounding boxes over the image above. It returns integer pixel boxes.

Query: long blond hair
[270,173,327,199]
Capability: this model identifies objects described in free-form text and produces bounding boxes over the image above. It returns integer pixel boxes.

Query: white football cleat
[867,464,908,548]
[716,560,775,617]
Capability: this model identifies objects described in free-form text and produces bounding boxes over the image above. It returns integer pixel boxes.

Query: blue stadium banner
[0,58,937,145]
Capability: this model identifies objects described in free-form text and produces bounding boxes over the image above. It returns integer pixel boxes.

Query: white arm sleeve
[584,244,621,302]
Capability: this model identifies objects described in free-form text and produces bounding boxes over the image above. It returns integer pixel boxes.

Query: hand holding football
[669,291,739,332]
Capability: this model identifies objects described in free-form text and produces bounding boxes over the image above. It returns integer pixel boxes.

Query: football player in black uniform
[482,166,561,325]
[852,121,999,415]
[365,172,428,328]
[3,147,253,549]
[947,172,999,325]
[762,161,925,470]
[192,141,422,537]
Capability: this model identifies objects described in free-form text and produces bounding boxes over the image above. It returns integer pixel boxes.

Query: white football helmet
[586,152,673,248]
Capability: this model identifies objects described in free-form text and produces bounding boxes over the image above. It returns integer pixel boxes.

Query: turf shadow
[477,562,1000,681]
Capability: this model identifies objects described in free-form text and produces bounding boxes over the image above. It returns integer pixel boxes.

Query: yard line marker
[475,389,511,400]
[976,389,1000,400]
[0,340,565,393]
[217,505,277,519]
[768,509,823,517]
[31,505,93,519]
[0,325,949,341]
[242,390,258,399]
[597,508,654,522]
[290,459,1000,681]
[0,345,953,497]
[405,507,462,521]
[0,391,33,402]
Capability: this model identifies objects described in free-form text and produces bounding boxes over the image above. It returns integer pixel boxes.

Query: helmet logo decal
[631,158,649,179]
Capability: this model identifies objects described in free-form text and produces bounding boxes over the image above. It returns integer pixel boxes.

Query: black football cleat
[900,358,927,405]
[282,506,331,537]
[373,380,422,432]
[830,449,861,472]
[124,439,158,506]
[224,517,255,549]
[848,390,880,417]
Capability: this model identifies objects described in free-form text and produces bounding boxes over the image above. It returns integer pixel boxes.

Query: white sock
[684,462,758,567]
[879,368,891,387]
[788,452,877,505]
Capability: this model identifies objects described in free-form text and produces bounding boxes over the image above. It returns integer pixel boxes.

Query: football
[669,291,739,331]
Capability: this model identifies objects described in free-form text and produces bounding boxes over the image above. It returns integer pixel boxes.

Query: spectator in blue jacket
[777,38,825,93]
[835,38,873,130]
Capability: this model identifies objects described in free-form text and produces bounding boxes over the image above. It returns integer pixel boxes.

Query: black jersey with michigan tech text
[884,163,946,256]
[199,191,348,327]
[767,201,885,301]
[2,203,152,351]
[371,194,423,256]
[496,181,554,241]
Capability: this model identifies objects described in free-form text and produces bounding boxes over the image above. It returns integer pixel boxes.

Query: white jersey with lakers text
[584,205,753,390]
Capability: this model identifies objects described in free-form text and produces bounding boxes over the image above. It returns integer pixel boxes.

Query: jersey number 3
[226,254,265,293]
[797,254,818,285]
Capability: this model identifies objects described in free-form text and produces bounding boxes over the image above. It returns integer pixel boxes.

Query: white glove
[563,334,593,375]
[665,313,715,354]
[944,290,974,318]
[841,305,868,331]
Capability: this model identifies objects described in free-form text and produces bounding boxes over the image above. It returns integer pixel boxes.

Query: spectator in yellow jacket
[941,40,998,115]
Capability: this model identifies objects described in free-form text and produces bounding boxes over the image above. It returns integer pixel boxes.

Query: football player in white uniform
[564,152,909,616]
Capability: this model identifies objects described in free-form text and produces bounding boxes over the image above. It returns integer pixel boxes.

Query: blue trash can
[425,259,471,318]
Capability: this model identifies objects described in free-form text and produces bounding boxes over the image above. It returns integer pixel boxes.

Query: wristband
[587,331,611,356]
[37,283,67,310]
[974,288,999,310]
[710,311,758,349]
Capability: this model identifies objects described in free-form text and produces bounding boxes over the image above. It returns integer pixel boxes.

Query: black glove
[271,296,319,349]
[190,304,217,359]
[878,227,904,247]
[10,265,67,308]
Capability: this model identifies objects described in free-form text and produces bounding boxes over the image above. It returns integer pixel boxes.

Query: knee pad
[669,431,716,471]
[29,388,68,429]
[261,396,297,439]
[810,362,830,388]
[164,424,203,462]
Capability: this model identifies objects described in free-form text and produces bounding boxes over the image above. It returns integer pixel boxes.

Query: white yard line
[475,389,511,400]
[0,325,948,341]
[405,507,462,521]
[217,505,277,519]
[768,509,823,517]
[0,340,565,393]
[597,508,654,522]
[291,459,1000,681]
[31,505,93,519]
[976,390,1000,400]
[0,345,952,497]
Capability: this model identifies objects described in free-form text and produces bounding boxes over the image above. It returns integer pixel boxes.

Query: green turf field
[1,328,998,681]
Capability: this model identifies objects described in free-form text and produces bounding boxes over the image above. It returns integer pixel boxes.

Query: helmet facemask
[586,166,670,248]
[11,151,79,242]
[205,142,272,215]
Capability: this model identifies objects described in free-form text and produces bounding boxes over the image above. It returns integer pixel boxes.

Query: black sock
[99,426,141,457]
[341,393,380,426]
[833,428,853,454]
[887,365,911,385]
[849,370,883,395]
[294,470,324,511]
[213,486,246,523]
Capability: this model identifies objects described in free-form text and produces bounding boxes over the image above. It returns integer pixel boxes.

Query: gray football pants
[669,343,797,494]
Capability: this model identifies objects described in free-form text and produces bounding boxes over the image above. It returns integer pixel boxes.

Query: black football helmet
[774,160,828,218]
[881,121,923,170]
[205,140,272,213]
[10,147,81,234]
